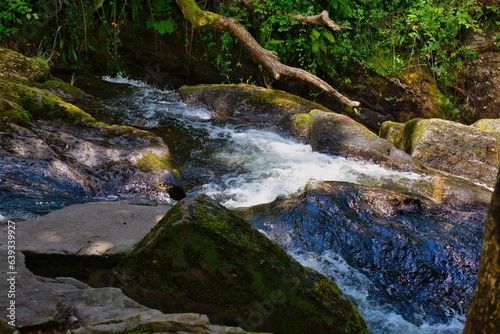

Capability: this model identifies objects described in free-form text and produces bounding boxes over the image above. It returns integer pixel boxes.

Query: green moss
[136,152,172,172]
[179,0,220,28]
[0,97,31,127]
[0,79,95,125]
[40,78,86,98]
[379,120,404,145]
[26,57,51,83]
[291,113,313,138]
[119,196,368,333]
[396,118,426,153]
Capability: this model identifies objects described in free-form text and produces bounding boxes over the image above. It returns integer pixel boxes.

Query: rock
[179,84,416,171]
[116,195,368,334]
[307,109,415,170]
[247,181,487,325]
[1,210,255,333]
[0,50,185,219]
[472,118,500,133]
[0,47,51,83]
[458,28,500,123]
[380,118,500,188]
[17,201,172,256]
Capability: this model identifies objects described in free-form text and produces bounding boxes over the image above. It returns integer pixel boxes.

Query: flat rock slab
[18,200,172,255]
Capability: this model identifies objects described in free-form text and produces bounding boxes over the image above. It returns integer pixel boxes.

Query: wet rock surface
[380,118,500,188]
[117,195,367,333]
[247,181,487,325]
[179,84,417,171]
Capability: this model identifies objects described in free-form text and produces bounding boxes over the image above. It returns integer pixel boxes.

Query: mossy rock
[0,48,51,83]
[118,195,367,334]
[383,118,500,188]
[0,79,95,126]
[40,77,86,100]
[179,84,330,123]
[472,119,500,134]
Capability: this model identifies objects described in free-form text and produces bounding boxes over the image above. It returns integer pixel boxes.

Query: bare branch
[288,10,350,32]
[176,0,360,109]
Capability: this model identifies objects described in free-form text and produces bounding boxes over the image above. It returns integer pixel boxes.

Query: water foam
[288,249,465,334]
[101,74,213,125]
[197,127,424,208]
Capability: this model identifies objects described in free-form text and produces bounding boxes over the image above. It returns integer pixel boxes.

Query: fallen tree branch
[176,0,360,109]
[288,10,350,32]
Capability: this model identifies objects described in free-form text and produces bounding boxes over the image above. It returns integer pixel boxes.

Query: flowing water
[2,74,474,333]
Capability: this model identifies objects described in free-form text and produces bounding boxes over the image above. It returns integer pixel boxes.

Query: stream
[2,74,481,333]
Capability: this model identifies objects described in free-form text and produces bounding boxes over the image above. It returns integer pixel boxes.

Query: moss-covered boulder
[179,84,416,171]
[380,118,500,188]
[0,48,185,219]
[117,195,368,334]
[0,47,50,83]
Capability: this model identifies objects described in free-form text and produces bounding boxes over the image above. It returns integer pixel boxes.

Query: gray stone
[17,201,172,256]
[0,218,251,333]
[380,118,499,189]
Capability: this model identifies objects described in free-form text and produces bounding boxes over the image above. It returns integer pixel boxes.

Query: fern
[147,19,175,35]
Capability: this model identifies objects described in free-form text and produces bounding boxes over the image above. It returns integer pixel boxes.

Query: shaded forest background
[1,0,499,125]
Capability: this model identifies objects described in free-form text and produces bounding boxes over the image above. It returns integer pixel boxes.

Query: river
[2,74,476,333]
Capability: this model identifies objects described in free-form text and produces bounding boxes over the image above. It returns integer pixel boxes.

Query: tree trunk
[463,169,500,334]
[175,0,360,110]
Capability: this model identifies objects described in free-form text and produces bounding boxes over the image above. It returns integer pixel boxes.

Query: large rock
[2,201,247,333]
[116,195,368,334]
[18,200,172,256]
[380,118,500,188]
[458,28,500,123]
[246,180,487,326]
[19,195,368,334]
[0,47,50,83]
[0,49,185,219]
[179,84,416,171]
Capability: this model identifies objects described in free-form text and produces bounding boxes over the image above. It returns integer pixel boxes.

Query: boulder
[380,118,500,188]
[115,195,368,334]
[0,49,185,219]
[179,84,416,171]
[458,28,500,123]
[3,201,249,333]
[0,250,246,334]
[18,200,172,256]
[0,47,50,83]
[246,180,488,325]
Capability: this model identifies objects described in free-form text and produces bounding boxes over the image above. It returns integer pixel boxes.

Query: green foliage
[146,0,176,35]
[0,0,38,40]
[382,0,483,86]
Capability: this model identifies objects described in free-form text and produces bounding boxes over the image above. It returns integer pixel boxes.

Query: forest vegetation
[1,0,499,119]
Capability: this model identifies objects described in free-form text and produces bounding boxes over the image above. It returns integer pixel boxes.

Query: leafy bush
[0,0,38,40]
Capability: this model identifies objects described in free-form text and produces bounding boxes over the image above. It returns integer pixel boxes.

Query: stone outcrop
[1,200,249,333]
[15,196,368,334]
[179,84,416,171]
[380,118,500,188]
[118,195,368,334]
[0,48,185,220]
[246,180,488,325]
[458,28,500,123]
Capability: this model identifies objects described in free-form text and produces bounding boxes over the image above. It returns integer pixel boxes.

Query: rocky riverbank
[1,47,498,333]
